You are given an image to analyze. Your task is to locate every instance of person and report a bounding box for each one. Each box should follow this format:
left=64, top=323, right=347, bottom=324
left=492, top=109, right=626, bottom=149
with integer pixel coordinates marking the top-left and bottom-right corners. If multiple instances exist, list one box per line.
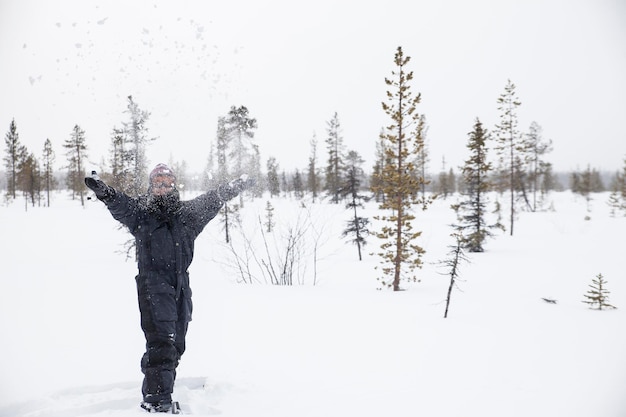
left=85, top=163, right=253, bottom=413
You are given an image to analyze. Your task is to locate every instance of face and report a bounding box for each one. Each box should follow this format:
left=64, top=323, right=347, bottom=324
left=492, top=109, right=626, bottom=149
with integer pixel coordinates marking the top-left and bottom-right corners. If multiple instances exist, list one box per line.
left=150, top=174, right=176, bottom=196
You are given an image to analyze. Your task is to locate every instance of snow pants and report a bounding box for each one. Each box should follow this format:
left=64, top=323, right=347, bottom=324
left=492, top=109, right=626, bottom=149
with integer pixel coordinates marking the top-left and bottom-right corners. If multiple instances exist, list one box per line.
left=136, top=274, right=192, bottom=404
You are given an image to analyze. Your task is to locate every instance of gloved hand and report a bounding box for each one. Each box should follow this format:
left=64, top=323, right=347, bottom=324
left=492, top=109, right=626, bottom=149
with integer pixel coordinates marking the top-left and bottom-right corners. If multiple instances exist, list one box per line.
left=84, top=171, right=114, bottom=201
left=217, top=174, right=256, bottom=201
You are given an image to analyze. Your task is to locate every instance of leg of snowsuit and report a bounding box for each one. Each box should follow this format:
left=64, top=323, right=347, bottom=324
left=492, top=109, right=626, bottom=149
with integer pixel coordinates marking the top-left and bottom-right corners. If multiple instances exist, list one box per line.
left=137, top=280, right=189, bottom=404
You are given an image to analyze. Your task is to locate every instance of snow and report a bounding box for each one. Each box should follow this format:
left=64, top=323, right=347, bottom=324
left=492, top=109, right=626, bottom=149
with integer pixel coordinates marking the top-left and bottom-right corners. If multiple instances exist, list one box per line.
left=1, top=191, right=625, bottom=416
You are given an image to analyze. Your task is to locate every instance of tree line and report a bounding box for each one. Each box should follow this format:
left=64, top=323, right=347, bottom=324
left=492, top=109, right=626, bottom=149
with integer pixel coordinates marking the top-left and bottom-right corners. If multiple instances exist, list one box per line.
left=3, top=46, right=626, bottom=292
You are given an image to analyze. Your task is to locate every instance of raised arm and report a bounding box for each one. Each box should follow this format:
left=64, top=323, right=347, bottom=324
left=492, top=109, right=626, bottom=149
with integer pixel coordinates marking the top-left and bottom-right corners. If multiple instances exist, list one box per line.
left=183, top=175, right=256, bottom=236
left=85, top=171, right=142, bottom=232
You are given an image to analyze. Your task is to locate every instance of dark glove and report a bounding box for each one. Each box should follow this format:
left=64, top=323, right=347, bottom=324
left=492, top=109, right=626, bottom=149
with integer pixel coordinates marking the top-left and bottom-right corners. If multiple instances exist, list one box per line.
left=84, top=171, right=114, bottom=201
left=217, top=175, right=256, bottom=201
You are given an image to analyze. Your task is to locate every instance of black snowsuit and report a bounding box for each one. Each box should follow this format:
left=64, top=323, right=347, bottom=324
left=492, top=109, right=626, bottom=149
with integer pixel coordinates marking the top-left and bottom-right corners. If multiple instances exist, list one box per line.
left=102, top=188, right=224, bottom=404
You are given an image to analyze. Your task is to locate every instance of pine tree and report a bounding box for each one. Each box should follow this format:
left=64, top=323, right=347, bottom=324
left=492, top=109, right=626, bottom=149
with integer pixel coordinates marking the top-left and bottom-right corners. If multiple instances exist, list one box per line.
left=307, top=134, right=320, bottom=201
left=292, top=169, right=304, bottom=199
left=18, top=151, right=41, bottom=209
left=442, top=233, right=469, bottom=318
left=122, top=96, right=155, bottom=197
left=324, top=112, right=345, bottom=203
left=372, top=46, right=431, bottom=291
left=4, top=119, right=27, bottom=200
left=414, top=114, right=430, bottom=204
left=64, top=124, right=88, bottom=206
left=264, top=200, right=275, bottom=232
left=266, top=157, right=280, bottom=197
left=42, top=138, right=56, bottom=207
left=582, top=273, right=616, bottom=310
left=340, top=150, right=369, bottom=261
left=370, top=128, right=387, bottom=203
left=225, top=105, right=257, bottom=206
left=108, top=126, right=133, bottom=192
left=453, top=118, right=499, bottom=252
left=494, top=79, right=524, bottom=235
left=525, top=121, right=553, bottom=211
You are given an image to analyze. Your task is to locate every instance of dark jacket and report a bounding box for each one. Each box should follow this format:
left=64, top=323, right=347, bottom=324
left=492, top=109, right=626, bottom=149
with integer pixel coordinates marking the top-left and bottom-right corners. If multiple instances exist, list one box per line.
left=103, top=189, right=224, bottom=322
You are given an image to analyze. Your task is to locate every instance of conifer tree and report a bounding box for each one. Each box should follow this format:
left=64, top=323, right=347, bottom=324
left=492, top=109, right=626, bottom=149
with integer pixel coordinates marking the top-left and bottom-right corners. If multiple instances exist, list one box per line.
left=414, top=114, right=430, bottom=204
left=340, top=150, right=369, bottom=261
left=225, top=105, right=257, bottom=205
left=442, top=233, right=468, bottom=318
left=108, top=126, right=133, bottom=192
left=494, top=79, right=524, bottom=235
left=122, top=96, right=155, bottom=197
left=324, top=112, right=345, bottom=203
left=307, top=134, right=321, bottom=201
left=582, top=273, right=616, bottom=310
left=42, top=138, right=56, bottom=207
left=4, top=119, right=27, bottom=200
left=372, top=46, right=431, bottom=291
left=64, top=124, right=88, bottom=206
left=370, top=128, right=387, bottom=203
left=17, top=151, right=41, bottom=209
left=264, top=200, right=275, bottom=232
left=453, top=118, right=500, bottom=252
left=292, top=169, right=304, bottom=199
left=215, top=117, right=230, bottom=185
left=525, top=121, right=553, bottom=211
left=266, top=157, right=280, bottom=197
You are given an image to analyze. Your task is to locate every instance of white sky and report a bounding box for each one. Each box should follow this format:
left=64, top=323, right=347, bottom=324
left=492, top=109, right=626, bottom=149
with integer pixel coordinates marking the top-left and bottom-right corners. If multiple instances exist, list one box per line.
left=1, top=0, right=625, bottom=175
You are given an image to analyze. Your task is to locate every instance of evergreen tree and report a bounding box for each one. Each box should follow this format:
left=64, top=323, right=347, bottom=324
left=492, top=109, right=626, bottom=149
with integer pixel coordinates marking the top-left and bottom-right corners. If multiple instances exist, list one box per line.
left=215, top=117, right=230, bottom=184
left=442, top=233, right=468, bottom=318
left=437, top=156, right=452, bottom=199
left=108, top=126, right=134, bottom=192
left=372, top=46, right=431, bottom=291
left=3, top=119, right=27, bottom=200
left=307, top=134, right=321, bottom=201
left=340, top=150, right=369, bottom=261
left=225, top=105, right=257, bottom=176
left=414, top=114, right=430, bottom=203
left=582, top=273, right=616, bottom=310
left=122, top=96, right=155, bottom=197
left=494, top=79, right=524, bottom=235
left=525, top=121, right=553, bottom=211
left=225, top=105, right=257, bottom=205
left=64, top=124, right=88, bottom=206
left=370, top=128, right=387, bottom=203
left=324, top=112, right=345, bottom=203
left=266, top=157, right=280, bottom=197
left=453, top=118, right=500, bottom=252
left=41, top=138, right=56, bottom=207
left=292, top=169, right=304, bottom=199
left=18, top=151, right=41, bottom=209
left=264, top=200, right=275, bottom=232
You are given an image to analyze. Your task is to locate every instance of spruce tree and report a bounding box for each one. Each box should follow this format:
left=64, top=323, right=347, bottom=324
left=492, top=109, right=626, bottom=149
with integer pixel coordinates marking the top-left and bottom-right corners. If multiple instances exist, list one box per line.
left=370, top=128, right=387, bottom=203
left=225, top=105, right=257, bottom=206
left=324, top=112, right=345, bottom=203
left=4, top=119, right=27, bottom=200
left=525, top=122, right=553, bottom=211
left=453, top=118, right=500, bottom=252
left=42, top=138, right=56, bottom=207
left=340, top=150, right=369, bottom=261
left=494, top=79, right=524, bottom=235
left=122, top=96, right=155, bottom=197
left=64, top=124, right=88, bottom=206
left=307, top=134, right=320, bottom=201
left=266, top=157, right=280, bottom=197
left=582, top=273, right=616, bottom=310
left=372, top=46, right=431, bottom=291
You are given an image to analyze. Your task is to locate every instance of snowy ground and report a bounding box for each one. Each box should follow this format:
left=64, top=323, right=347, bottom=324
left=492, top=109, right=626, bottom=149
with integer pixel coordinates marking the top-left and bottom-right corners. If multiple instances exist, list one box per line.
left=1, top=190, right=625, bottom=417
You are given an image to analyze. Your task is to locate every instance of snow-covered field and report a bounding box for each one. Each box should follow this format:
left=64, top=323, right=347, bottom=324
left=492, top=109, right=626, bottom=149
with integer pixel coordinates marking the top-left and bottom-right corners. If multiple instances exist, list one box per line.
left=1, top=190, right=625, bottom=417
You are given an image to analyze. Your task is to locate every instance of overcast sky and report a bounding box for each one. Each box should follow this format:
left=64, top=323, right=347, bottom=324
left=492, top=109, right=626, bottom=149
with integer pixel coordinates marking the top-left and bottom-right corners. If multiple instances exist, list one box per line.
left=1, top=0, right=625, bottom=177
